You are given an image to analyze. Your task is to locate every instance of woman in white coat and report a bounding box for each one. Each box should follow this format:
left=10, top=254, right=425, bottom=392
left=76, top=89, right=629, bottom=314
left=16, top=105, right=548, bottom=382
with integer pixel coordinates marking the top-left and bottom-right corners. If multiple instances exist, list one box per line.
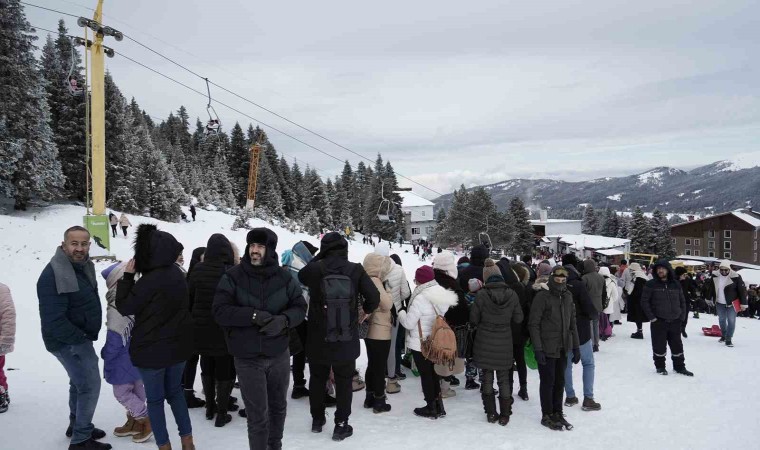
left=395, top=265, right=457, bottom=420
left=600, top=267, right=621, bottom=331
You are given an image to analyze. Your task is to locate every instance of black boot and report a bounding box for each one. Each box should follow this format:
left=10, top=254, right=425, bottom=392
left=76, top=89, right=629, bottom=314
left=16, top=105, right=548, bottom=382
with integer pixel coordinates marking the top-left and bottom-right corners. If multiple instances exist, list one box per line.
left=552, top=412, right=573, bottom=430
left=311, top=417, right=326, bottom=433
left=372, top=395, right=392, bottom=414
left=413, top=401, right=438, bottom=420
left=482, top=394, right=497, bottom=423
left=184, top=389, right=206, bottom=408
left=332, top=421, right=353, bottom=441
left=363, top=391, right=374, bottom=409
left=435, top=397, right=446, bottom=418
left=465, top=378, right=480, bottom=390
left=215, top=380, right=233, bottom=427
left=68, top=439, right=113, bottom=450
left=631, top=330, right=644, bottom=339
left=541, top=414, right=563, bottom=431
left=498, top=397, right=512, bottom=426
left=517, top=385, right=529, bottom=401
left=201, top=375, right=216, bottom=420
left=291, top=383, right=309, bottom=399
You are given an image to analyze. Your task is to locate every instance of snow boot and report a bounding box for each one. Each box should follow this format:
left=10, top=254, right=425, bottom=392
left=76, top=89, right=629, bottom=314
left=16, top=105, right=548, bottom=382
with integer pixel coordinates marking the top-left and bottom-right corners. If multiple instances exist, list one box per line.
left=394, top=370, right=407, bottom=381
left=352, top=374, right=366, bottom=392
left=131, top=417, right=153, bottom=443
left=719, top=337, right=726, bottom=343
left=498, top=397, right=512, bottom=426
left=440, top=379, right=455, bottom=398
left=681, top=329, right=688, bottom=338
left=183, top=389, right=205, bottom=408
left=181, top=434, right=195, bottom=450
left=564, top=396, right=579, bottom=407
left=158, top=443, right=171, bottom=450
left=363, top=391, right=374, bottom=409
left=657, top=367, right=668, bottom=375
left=582, top=397, right=601, bottom=411
left=631, top=330, right=644, bottom=339
left=482, top=393, right=497, bottom=423
left=675, top=368, right=694, bottom=377
left=238, top=409, right=247, bottom=418
left=201, top=375, right=216, bottom=420
left=541, top=414, right=563, bottom=431
left=67, top=426, right=106, bottom=440
left=592, top=344, right=599, bottom=352
left=372, top=395, right=392, bottom=414
left=332, top=421, right=354, bottom=441
left=113, top=413, right=137, bottom=437
left=214, top=380, right=234, bottom=427
left=435, top=397, right=446, bottom=418
left=445, top=375, right=460, bottom=386
left=386, top=377, right=401, bottom=394
left=413, top=401, right=438, bottom=420
left=68, top=439, right=113, bottom=450
left=517, top=385, right=529, bottom=401
left=465, top=378, right=480, bottom=390
left=551, top=412, right=573, bottom=430
left=726, top=339, right=734, bottom=347
left=291, top=384, right=309, bottom=399
left=311, top=417, right=326, bottom=433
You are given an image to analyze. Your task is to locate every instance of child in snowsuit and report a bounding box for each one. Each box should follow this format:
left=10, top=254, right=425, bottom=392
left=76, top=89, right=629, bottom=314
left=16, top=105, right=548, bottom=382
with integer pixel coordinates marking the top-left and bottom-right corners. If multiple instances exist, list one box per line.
left=101, top=262, right=152, bottom=443
left=0, top=282, right=16, bottom=413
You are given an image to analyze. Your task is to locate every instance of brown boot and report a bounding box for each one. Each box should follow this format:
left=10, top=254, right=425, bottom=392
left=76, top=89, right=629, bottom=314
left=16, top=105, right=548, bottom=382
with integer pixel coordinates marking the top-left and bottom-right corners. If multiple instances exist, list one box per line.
left=181, top=434, right=195, bottom=450
left=158, top=443, right=172, bottom=450
left=132, top=417, right=154, bottom=443
left=113, top=412, right=137, bottom=437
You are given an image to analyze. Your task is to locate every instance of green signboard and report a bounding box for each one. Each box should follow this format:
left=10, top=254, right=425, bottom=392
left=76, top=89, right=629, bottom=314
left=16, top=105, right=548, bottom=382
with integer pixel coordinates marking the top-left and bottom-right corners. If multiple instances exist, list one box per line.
left=83, top=214, right=111, bottom=255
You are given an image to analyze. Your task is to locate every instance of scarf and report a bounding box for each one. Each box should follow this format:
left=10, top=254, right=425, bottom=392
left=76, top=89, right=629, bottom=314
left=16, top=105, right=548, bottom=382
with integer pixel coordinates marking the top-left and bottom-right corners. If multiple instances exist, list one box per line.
left=106, top=287, right=135, bottom=346
left=408, top=280, right=437, bottom=310
left=50, top=246, right=97, bottom=294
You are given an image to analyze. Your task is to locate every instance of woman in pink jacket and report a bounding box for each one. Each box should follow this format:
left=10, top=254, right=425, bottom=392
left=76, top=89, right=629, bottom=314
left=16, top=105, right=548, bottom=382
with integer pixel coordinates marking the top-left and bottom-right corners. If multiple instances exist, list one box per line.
left=0, top=282, right=16, bottom=413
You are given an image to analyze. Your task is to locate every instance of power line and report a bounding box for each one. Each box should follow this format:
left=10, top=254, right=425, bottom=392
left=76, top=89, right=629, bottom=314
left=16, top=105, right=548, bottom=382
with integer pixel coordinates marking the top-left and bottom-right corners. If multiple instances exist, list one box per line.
left=19, top=1, right=79, bottom=18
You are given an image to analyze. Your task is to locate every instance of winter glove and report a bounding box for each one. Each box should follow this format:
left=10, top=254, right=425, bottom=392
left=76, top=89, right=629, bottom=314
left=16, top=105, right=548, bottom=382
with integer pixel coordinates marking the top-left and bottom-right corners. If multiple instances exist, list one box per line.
left=260, top=315, right=288, bottom=337
left=535, top=350, right=547, bottom=366
left=252, top=310, right=273, bottom=327
left=572, top=348, right=581, bottom=364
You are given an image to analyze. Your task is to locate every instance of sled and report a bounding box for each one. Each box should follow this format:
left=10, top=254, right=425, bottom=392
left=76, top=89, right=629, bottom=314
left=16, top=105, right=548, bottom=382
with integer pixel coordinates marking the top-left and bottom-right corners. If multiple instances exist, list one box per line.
left=701, top=325, right=722, bottom=337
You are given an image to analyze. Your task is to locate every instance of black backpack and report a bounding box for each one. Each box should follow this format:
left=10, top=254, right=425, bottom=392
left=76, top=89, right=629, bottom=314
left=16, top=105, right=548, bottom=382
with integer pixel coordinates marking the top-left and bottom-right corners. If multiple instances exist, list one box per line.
left=319, top=261, right=356, bottom=343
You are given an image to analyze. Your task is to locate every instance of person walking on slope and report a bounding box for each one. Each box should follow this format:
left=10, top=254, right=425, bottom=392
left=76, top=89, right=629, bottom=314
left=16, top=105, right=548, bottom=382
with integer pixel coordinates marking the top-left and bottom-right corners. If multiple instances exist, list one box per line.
left=0, top=282, right=16, bottom=414
left=189, top=204, right=196, bottom=222
left=396, top=265, right=458, bottom=420
left=640, top=261, right=694, bottom=376
left=213, top=228, right=307, bottom=449
left=432, top=252, right=467, bottom=398
left=626, top=263, right=650, bottom=339
left=109, top=213, right=118, bottom=238
left=119, top=213, right=132, bottom=238
left=470, top=259, right=524, bottom=426
left=298, top=232, right=380, bottom=441
left=37, top=226, right=112, bottom=450
left=529, top=266, right=580, bottom=431
left=115, top=225, right=195, bottom=450
left=705, top=260, right=748, bottom=347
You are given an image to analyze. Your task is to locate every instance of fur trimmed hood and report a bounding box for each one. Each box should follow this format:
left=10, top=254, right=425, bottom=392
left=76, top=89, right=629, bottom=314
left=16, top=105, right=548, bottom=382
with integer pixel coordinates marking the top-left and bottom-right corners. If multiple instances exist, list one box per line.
left=133, top=224, right=184, bottom=273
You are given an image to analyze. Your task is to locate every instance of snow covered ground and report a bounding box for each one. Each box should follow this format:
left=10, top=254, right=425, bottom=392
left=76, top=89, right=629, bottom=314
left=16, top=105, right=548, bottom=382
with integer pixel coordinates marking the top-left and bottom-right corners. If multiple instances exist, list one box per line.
left=1, top=204, right=759, bottom=449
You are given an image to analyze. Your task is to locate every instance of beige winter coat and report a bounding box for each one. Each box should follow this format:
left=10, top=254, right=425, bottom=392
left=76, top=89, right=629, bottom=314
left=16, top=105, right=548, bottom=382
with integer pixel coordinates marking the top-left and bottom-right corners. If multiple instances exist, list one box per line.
left=118, top=214, right=132, bottom=227
left=0, top=283, right=16, bottom=355
left=363, top=254, right=394, bottom=340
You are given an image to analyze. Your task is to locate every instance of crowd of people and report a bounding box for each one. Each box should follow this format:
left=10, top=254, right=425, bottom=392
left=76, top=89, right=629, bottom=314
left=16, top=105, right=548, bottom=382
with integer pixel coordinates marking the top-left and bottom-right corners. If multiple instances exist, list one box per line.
left=0, top=225, right=751, bottom=449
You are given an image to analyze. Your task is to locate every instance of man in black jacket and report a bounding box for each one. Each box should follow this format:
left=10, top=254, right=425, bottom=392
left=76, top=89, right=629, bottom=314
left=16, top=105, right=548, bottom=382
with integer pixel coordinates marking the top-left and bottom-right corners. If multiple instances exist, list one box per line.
left=213, top=228, right=307, bottom=450
left=298, top=232, right=380, bottom=441
left=641, top=260, right=693, bottom=376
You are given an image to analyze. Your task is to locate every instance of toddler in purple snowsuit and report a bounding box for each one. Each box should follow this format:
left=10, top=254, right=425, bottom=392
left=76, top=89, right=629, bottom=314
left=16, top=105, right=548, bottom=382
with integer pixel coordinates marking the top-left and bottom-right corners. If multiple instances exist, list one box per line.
left=101, top=263, right=148, bottom=421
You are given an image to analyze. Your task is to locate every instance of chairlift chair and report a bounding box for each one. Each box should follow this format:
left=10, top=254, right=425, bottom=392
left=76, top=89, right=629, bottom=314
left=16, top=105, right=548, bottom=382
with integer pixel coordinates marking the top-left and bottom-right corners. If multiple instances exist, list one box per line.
left=64, top=37, right=84, bottom=96
left=376, top=183, right=396, bottom=223
left=203, top=78, right=222, bottom=138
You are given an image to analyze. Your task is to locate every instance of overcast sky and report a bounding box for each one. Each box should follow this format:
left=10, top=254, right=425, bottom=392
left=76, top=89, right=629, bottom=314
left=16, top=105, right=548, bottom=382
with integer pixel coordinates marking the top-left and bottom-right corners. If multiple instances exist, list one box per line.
left=25, top=0, right=760, bottom=198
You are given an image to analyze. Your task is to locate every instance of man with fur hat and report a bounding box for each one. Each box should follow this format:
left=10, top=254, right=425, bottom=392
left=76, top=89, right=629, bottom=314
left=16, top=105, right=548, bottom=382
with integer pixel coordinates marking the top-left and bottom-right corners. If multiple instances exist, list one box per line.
left=641, top=260, right=693, bottom=376
left=705, top=260, right=748, bottom=347
left=298, top=232, right=380, bottom=441
left=213, top=228, right=307, bottom=449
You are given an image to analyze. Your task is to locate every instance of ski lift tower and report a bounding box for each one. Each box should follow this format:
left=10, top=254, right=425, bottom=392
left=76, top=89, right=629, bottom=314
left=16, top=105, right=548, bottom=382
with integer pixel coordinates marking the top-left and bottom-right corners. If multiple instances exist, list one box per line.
left=246, top=143, right=263, bottom=209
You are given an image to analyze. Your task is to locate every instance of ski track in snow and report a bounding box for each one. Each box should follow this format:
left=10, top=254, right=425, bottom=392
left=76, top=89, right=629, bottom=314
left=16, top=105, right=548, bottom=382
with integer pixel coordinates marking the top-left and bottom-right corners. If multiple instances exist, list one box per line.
left=1, top=205, right=759, bottom=449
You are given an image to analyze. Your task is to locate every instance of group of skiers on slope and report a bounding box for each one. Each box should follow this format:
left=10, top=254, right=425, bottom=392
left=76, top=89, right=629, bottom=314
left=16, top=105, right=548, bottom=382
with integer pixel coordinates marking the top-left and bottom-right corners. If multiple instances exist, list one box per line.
left=5, top=224, right=748, bottom=449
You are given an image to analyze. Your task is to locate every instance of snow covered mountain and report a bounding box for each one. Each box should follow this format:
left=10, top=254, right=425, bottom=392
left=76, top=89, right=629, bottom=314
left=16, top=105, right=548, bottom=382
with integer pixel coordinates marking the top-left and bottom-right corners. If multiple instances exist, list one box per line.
left=434, top=156, right=760, bottom=215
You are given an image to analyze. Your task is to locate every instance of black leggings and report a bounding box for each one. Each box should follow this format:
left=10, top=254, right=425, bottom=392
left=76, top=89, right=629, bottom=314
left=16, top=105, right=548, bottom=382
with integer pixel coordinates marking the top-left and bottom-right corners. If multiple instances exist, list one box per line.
left=182, top=353, right=200, bottom=390
left=364, top=338, right=391, bottom=397
left=121, top=226, right=128, bottom=236
left=110, top=224, right=117, bottom=237
left=537, top=353, right=567, bottom=416
left=200, top=355, right=236, bottom=381
left=412, top=350, right=440, bottom=403
left=510, top=329, right=527, bottom=390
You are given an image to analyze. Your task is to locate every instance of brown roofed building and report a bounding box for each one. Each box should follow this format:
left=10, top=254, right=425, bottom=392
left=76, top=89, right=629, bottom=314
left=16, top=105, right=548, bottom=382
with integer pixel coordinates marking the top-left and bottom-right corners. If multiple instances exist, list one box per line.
left=670, top=208, right=760, bottom=265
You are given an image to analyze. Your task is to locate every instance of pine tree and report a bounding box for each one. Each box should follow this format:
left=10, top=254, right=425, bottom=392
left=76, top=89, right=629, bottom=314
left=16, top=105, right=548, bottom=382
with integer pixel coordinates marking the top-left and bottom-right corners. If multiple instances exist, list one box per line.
left=305, top=168, right=332, bottom=229
left=437, top=185, right=471, bottom=247
left=132, top=123, right=183, bottom=221
left=600, top=207, right=619, bottom=237
left=278, top=156, right=297, bottom=218
left=290, top=161, right=305, bottom=217
left=582, top=205, right=599, bottom=234
left=227, top=122, right=248, bottom=206
left=353, top=161, right=370, bottom=231
left=231, top=207, right=254, bottom=230
left=0, top=2, right=65, bottom=209
left=507, top=197, right=535, bottom=257
left=617, top=215, right=630, bottom=239
left=0, top=119, right=22, bottom=197
left=629, top=207, right=655, bottom=253
left=651, top=209, right=675, bottom=258
left=253, top=151, right=284, bottom=219
left=302, top=209, right=321, bottom=235
left=104, top=72, right=136, bottom=205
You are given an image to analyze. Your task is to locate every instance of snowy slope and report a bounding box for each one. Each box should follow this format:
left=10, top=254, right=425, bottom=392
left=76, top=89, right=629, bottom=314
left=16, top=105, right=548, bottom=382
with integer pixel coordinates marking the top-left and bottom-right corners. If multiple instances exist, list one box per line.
left=2, top=205, right=760, bottom=449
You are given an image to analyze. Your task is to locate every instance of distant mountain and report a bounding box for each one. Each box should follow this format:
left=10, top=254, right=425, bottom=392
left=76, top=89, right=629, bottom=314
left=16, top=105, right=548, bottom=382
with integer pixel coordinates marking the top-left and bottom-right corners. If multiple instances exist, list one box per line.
left=433, top=156, right=760, bottom=216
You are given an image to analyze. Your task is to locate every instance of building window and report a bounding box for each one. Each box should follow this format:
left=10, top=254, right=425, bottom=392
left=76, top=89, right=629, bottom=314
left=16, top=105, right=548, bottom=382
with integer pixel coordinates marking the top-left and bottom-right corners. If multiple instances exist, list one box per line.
left=708, top=251, right=715, bottom=257
left=411, top=227, right=420, bottom=235
left=708, top=241, right=715, bottom=249
left=755, top=241, right=758, bottom=251
left=755, top=253, right=758, bottom=262
left=685, top=249, right=691, bottom=255
left=724, top=252, right=731, bottom=259
left=421, top=211, right=426, bottom=217
left=694, top=239, right=700, bottom=246
left=685, top=238, right=692, bottom=246
left=693, top=250, right=700, bottom=256
left=724, top=241, right=731, bottom=250
left=724, top=230, right=731, bottom=239
left=708, top=230, right=715, bottom=238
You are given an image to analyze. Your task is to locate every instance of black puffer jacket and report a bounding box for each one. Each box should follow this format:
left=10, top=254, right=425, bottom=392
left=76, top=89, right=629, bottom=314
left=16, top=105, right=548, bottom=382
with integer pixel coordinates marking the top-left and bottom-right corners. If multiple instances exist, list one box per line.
left=116, top=224, right=194, bottom=369
left=641, top=260, right=687, bottom=322
left=470, top=281, right=524, bottom=370
left=498, top=259, right=530, bottom=338
left=528, top=276, right=580, bottom=358
left=457, top=245, right=488, bottom=292
left=298, top=232, right=380, bottom=364
left=435, top=270, right=469, bottom=327
left=188, top=234, right=234, bottom=357
left=213, top=228, right=307, bottom=359
left=564, top=264, right=595, bottom=345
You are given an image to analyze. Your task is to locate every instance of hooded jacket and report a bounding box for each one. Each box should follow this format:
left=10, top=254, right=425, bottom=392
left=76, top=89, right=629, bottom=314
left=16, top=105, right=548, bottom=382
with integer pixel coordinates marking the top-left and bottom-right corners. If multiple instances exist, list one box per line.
left=298, top=232, right=380, bottom=363
left=188, top=234, right=235, bottom=356
left=363, top=253, right=394, bottom=340
left=469, top=280, right=524, bottom=370
left=457, top=245, right=489, bottom=292
left=599, top=267, right=620, bottom=316
left=641, top=260, right=687, bottom=322
left=497, top=259, right=531, bottom=337
left=705, top=270, right=748, bottom=306
left=626, top=263, right=650, bottom=324
left=528, top=276, right=579, bottom=358
left=581, top=259, right=605, bottom=313
left=563, top=264, right=595, bottom=345
left=115, top=224, right=194, bottom=369
left=213, top=228, right=307, bottom=359
left=398, top=281, right=458, bottom=352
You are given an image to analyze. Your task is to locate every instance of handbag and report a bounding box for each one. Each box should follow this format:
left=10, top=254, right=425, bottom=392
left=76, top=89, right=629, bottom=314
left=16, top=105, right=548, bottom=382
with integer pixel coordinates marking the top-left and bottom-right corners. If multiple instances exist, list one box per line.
left=524, top=340, right=538, bottom=370
left=453, top=324, right=474, bottom=359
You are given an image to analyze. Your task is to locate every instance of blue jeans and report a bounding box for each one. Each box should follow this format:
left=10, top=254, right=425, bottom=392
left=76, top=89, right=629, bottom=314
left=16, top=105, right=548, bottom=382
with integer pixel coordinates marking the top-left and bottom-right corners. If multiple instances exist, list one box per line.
left=51, top=341, right=102, bottom=445
left=717, top=304, right=737, bottom=339
left=565, top=340, right=595, bottom=399
left=138, top=362, right=192, bottom=447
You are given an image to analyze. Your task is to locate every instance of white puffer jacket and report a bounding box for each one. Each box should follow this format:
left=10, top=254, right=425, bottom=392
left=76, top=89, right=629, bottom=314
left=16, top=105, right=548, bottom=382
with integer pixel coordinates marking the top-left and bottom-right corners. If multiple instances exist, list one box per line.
left=0, top=282, right=16, bottom=355
left=600, top=267, right=619, bottom=315
left=386, top=262, right=411, bottom=308
left=398, top=281, right=458, bottom=352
